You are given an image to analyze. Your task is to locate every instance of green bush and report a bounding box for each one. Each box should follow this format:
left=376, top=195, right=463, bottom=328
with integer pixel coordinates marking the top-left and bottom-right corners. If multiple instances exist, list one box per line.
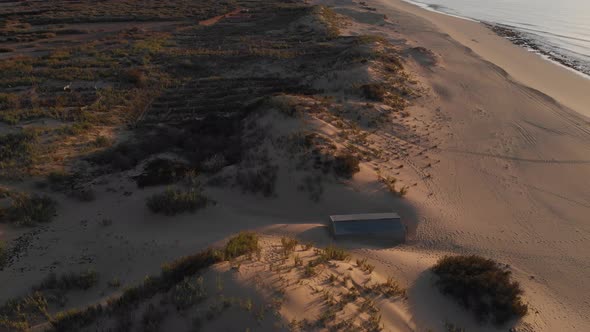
left=224, top=232, right=260, bottom=260
left=3, top=193, right=57, bottom=226
left=146, top=188, right=207, bottom=215
left=432, top=255, right=528, bottom=325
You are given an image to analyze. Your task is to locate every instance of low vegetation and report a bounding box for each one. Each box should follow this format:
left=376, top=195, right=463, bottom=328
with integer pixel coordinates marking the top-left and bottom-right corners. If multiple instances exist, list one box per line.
left=0, top=192, right=57, bottom=226
left=361, top=83, right=388, bottom=102
left=432, top=255, right=528, bottom=325
left=33, top=270, right=99, bottom=292
left=236, top=164, right=279, bottom=197
left=43, top=232, right=260, bottom=331
left=332, top=153, right=360, bottom=179
left=379, top=175, right=409, bottom=197
left=134, top=158, right=194, bottom=188
left=280, top=237, right=299, bottom=257
left=169, top=276, right=207, bottom=310
left=146, top=188, right=208, bottom=216
left=0, top=131, right=37, bottom=177
left=312, top=245, right=350, bottom=266
left=224, top=232, right=260, bottom=260
left=0, top=240, right=7, bottom=269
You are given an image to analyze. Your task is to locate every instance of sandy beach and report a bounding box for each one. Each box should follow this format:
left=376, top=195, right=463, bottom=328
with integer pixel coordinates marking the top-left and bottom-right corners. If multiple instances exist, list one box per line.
left=389, top=0, right=590, bottom=118
left=1, top=0, right=589, bottom=331
left=352, top=0, right=590, bottom=330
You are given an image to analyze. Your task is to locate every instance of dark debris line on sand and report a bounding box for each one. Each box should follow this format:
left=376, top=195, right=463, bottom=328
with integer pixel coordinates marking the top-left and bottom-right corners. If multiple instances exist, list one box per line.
left=485, top=23, right=590, bottom=76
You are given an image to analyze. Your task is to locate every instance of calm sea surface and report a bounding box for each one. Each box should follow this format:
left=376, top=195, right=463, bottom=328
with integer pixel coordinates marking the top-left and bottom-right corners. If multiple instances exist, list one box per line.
left=403, top=0, right=590, bottom=76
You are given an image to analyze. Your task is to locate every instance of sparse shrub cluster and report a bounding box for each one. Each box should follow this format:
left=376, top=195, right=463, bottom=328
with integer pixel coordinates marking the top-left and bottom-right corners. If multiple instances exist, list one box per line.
left=432, top=255, right=528, bottom=325
left=170, top=276, right=206, bottom=310
left=134, top=158, right=194, bottom=188
left=1, top=192, right=57, bottom=226
left=141, top=304, right=166, bottom=332
left=298, top=174, right=324, bottom=202
left=315, top=245, right=350, bottom=264
left=33, top=270, right=99, bottom=292
left=0, top=131, right=36, bottom=176
left=313, top=6, right=342, bottom=39
left=90, top=115, right=243, bottom=173
left=332, top=153, right=360, bottom=179
left=46, top=232, right=259, bottom=330
left=369, top=277, right=406, bottom=298
left=0, top=240, right=7, bottom=269
left=0, top=292, right=50, bottom=330
left=146, top=188, right=208, bottom=215
left=356, top=258, right=375, bottom=273
left=224, top=232, right=260, bottom=260
left=280, top=237, right=299, bottom=257
left=361, top=83, right=387, bottom=102
left=379, top=175, right=409, bottom=197
left=236, top=164, right=278, bottom=197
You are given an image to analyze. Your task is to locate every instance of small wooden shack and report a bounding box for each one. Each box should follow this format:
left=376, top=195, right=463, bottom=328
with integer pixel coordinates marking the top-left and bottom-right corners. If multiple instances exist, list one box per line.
left=329, top=212, right=406, bottom=242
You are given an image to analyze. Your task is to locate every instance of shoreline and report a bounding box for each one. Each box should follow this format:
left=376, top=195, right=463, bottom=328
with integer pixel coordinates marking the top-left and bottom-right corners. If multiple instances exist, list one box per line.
left=401, top=0, right=590, bottom=79
left=387, top=0, right=590, bottom=118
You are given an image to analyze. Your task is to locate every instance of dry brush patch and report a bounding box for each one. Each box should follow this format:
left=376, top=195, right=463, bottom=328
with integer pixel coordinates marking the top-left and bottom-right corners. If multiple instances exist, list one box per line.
left=432, top=255, right=528, bottom=325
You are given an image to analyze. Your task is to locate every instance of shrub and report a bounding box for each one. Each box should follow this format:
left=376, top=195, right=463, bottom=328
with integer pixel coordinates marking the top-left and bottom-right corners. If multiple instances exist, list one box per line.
left=141, top=304, right=165, bottom=332
left=332, top=153, right=360, bottom=178
left=317, top=246, right=350, bottom=263
left=0, top=292, right=50, bottom=329
left=0, top=131, right=36, bottom=175
left=134, top=159, right=194, bottom=188
left=371, top=277, right=405, bottom=298
left=122, top=68, right=147, bottom=87
left=432, top=255, right=528, bottom=325
left=170, top=276, right=206, bottom=310
left=280, top=237, right=298, bottom=256
left=361, top=83, right=387, bottom=101
left=304, top=263, right=316, bottom=278
left=33, top=270, right=99, bottom=291
left=200, top=153, right=227, bottom=173
left=236, top=164, right=278, bottom=197
left=379, top=175, right=409, bottom=197
left=3, top=193, right=57, bottom=226
left=47, top=171, right=77, bottom=191
left=50, top=305, right=103, bottom=332
left=146, top=188, right=207, bottom=216
left=93, top=136, right=111, bottom=148
left=224, top=232, right=260, bottom=260
left=108, top=278, right=121, bottom=288
left=0, top=240, right=7, bottom=269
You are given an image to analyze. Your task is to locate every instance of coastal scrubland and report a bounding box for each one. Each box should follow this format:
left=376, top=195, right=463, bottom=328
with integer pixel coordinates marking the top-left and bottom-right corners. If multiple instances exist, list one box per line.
left=3, top=0, right=586, bottom=331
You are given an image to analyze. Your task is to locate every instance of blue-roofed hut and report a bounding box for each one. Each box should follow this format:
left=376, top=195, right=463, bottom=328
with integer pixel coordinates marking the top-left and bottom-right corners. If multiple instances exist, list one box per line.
left=329, top=213, right=406, bottom=242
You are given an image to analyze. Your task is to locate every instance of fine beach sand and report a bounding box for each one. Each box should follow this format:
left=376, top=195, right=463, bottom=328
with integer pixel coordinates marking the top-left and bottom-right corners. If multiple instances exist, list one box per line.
left=1, top=0, right=589, bottom=331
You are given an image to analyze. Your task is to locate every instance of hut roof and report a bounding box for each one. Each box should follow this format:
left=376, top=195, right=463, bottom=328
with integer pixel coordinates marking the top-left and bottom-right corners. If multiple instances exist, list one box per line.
left=329, top=212, right=401, bottom=222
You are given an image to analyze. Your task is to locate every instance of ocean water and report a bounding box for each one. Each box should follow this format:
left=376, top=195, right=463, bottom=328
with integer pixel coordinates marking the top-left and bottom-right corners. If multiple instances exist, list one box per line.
left=404, top=0, right=590, bottom=76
